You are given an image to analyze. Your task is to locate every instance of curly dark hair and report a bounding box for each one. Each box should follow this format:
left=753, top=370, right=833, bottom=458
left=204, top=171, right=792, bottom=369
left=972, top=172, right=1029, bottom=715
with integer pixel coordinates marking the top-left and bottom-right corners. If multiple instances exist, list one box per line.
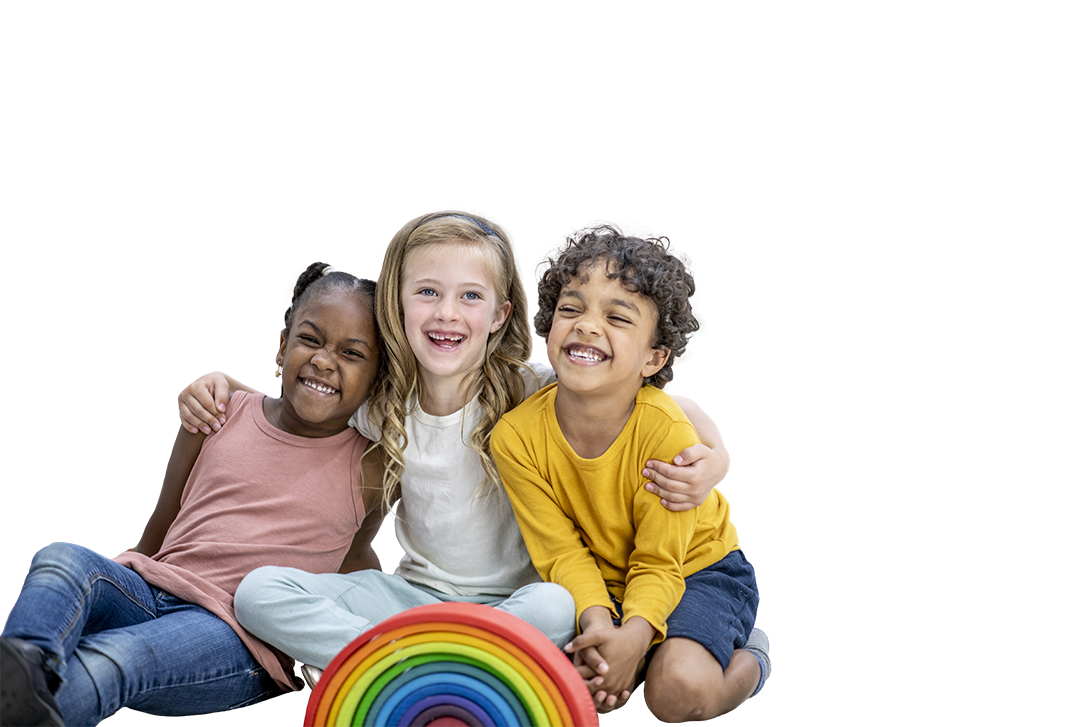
left=535, top=225, right=699, bottom=388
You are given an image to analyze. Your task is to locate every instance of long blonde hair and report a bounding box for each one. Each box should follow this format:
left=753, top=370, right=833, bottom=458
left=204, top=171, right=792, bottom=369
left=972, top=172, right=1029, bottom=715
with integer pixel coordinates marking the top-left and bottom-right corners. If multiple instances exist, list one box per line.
left=370, top=211, right=532, bottom=507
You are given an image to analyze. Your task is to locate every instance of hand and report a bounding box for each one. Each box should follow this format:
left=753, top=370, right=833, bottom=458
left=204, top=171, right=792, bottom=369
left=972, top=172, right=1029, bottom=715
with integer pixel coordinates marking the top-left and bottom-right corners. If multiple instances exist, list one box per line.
left=643, top=442, right=729, bottom=511
left=565, top=616, right=650, bottom=712
left=179, top=372, right=231, bottom=434
left=569, top=649, right=632, bottom=712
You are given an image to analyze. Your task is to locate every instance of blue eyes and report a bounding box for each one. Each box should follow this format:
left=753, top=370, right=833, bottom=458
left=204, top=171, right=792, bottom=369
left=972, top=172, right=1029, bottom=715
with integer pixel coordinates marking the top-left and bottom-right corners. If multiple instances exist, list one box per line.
left=417, top=289, right=483, bottom=301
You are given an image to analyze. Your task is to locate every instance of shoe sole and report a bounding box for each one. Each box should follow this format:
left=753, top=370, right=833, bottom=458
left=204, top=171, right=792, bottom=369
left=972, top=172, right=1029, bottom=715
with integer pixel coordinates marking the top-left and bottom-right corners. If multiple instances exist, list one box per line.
left=0, top=639, right=65, bottom=727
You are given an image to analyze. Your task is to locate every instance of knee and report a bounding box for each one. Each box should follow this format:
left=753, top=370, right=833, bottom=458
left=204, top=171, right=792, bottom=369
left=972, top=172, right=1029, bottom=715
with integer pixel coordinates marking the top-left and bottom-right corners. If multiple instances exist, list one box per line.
left=503, top=584, right=579, bottom=645
left=644, top=658, right=719, bottom=723
left=31, top=542, right=87, bottom=570
left=28, top=543, right=99, bottom=581
left=234, top=566, right=296, bottom=625
left=512, top=582, right=576, bottom=647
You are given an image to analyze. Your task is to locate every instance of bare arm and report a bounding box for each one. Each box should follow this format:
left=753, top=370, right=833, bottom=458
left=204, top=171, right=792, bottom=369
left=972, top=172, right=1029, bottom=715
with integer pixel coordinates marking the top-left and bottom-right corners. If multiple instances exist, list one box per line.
left=179, top=372, right=260, bottom=434
left=133, top=426, right=206, bottom=555
left=338, top=446, right=391, bottom=574
left=643, top=395, right=730, bottom=511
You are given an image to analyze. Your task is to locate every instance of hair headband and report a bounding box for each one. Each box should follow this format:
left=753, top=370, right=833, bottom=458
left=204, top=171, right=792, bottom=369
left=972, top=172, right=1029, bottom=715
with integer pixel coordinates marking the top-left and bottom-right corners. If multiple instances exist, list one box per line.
left=431, top=213, right=498, bottom=237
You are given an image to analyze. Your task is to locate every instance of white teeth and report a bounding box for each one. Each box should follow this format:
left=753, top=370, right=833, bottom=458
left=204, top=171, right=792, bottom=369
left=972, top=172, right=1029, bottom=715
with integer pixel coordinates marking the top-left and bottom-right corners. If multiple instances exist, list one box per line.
left=567, top=347, right=604, bottom=362
left=303, top=380, right=336, bottom=394
left=429, top=333, right=465, bottom=346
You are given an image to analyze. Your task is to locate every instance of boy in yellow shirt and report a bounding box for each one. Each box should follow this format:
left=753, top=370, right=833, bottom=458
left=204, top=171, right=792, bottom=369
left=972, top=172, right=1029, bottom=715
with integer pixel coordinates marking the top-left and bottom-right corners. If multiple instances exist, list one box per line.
left=491, top=226, right=769, bottom=720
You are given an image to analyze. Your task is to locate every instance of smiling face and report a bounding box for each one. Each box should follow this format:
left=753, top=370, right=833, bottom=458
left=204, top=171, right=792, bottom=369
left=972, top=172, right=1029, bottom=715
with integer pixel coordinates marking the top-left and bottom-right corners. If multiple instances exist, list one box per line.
left=400, top=241, right=512, bottom=404
left=273, top=291, right=381, bottom=437
left=546, top=260, right=668, bottom=400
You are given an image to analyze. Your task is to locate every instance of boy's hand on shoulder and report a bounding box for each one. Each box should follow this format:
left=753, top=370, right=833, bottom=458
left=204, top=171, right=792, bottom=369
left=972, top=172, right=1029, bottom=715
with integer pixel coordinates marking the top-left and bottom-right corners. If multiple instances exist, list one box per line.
left=643, top=441, right=728, bottom=511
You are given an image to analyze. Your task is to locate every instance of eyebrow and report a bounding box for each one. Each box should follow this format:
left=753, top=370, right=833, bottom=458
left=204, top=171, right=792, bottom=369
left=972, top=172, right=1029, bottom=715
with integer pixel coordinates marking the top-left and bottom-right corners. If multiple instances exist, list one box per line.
left=412, top=277, right=489, bottom=291
left=298, top=320, right=373, bottom=351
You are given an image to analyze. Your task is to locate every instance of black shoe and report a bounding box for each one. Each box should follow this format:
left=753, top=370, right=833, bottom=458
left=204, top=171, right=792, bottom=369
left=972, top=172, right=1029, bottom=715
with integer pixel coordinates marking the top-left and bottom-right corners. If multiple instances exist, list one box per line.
left=0, top=637, right=64, bottom=727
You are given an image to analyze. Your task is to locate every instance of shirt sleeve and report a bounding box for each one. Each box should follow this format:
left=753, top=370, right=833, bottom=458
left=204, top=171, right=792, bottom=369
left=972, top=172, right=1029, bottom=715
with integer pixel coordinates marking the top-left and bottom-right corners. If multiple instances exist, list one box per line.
left=491, top=419, right=616, bottom=623
left=622, top=418, right=702, bottom=642
left=521, top=362, right=558, bottom=400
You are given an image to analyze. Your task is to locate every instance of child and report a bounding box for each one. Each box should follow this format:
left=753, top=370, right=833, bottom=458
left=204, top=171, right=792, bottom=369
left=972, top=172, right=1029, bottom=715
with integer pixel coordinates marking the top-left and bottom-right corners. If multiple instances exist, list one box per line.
left=176, top=211, right=730, bottom=679
left=491, top=226, right=770, bottom=721
left=0, top=264, right=384, bottom=726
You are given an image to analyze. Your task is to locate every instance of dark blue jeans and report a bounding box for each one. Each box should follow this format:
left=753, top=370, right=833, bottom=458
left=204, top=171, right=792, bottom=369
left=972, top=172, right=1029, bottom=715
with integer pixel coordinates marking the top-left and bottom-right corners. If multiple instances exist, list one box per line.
left=2, top=543, right=281, bottom=726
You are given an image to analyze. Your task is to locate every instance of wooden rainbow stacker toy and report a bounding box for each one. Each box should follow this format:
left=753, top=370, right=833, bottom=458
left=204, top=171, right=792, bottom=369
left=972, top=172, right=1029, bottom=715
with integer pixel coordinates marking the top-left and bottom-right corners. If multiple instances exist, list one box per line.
left=304, top=601, right=598, bottom=726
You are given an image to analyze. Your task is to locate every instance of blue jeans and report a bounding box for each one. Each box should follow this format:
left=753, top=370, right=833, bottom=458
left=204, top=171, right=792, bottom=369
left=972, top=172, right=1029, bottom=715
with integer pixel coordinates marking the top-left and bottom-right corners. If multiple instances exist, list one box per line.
left=2, top=543, right=281, bottom=726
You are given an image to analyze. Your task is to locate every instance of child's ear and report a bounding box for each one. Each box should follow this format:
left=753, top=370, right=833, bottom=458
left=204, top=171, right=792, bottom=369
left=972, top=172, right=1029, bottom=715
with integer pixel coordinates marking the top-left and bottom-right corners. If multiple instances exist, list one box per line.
left=642, top=346, right=670, bottom=379
left=490, top=300, right=513, bottom=334
left=277, top=330, right=288, bottom=365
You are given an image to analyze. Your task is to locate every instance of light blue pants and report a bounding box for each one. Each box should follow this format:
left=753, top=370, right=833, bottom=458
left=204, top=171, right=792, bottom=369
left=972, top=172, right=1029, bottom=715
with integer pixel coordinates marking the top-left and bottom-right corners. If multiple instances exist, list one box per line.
left=235, top=566, right=576, bottom=669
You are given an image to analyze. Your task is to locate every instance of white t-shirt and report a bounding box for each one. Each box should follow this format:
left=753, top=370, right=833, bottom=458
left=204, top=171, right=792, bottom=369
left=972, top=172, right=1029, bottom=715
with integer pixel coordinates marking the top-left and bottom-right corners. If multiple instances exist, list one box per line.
left=349, top=362, right=556, bottom=596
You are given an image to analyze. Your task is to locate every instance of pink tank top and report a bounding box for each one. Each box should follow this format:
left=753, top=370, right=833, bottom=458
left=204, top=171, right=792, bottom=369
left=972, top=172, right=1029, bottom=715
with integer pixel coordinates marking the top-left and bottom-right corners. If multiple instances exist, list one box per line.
left=114, top=391, right=369, bottom=690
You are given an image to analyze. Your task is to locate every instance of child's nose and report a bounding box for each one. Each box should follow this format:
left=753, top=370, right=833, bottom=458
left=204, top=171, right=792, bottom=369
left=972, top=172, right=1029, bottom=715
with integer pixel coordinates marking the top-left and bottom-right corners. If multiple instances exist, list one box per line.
left=435, top=296, right=459, bottom=321
left=311, top=348, right=335, bottom=369
left=575, top=315, right=602, bottom=336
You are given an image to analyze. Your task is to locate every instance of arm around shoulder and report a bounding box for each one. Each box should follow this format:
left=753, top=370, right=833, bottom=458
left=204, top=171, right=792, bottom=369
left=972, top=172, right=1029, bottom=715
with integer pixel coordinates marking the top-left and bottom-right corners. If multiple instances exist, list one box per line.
left=179, top=371, right=260, bottom=434
left=645, top=394, right=730, bottom=511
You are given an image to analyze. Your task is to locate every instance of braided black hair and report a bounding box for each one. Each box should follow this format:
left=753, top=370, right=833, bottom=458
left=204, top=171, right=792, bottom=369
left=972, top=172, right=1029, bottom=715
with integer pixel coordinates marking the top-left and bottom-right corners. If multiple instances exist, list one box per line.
left=284, top=262, right=377, bottom=332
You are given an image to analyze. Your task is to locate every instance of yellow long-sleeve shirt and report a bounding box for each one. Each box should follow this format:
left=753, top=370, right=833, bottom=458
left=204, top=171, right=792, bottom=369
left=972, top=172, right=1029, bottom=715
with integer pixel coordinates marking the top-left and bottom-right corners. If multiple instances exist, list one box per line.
left=491, top=383, right=738, bottom=643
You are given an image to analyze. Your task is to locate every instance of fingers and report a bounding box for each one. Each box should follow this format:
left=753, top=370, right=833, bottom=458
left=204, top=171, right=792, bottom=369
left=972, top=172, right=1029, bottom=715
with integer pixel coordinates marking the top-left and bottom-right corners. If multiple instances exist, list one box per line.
left=179, top=402, right=213, bottom=435
left=643, top=444, right=720, bottom=512
left=675, top=442, right=714, bottom=467
left=571, top=651, right=600, bottom=681
left=210, top=376, right=230, bottom=412
left=575, top=663, right=600, bottom=680
left=593, top=688, right=631, bottom=713
left=643, top=461, right=701, bottom=509
left=576, top=645, right=608, bottom=677
left=178, top=380, right=228, bottom=435
left=179, top=400, right=222, bottom=435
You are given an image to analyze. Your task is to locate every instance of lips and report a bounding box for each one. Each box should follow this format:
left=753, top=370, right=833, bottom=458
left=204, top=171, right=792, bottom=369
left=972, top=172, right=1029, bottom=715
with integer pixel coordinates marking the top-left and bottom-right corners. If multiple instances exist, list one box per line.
left=563, top=344, right=608, bottom=363
left=301, top=378, right=339, bottom=395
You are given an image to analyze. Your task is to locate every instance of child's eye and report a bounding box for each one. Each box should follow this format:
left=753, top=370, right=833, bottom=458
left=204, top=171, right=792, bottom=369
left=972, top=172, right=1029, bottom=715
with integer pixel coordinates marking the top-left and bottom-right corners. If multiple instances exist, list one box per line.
left=463, top=291, right=482, bottom=301
left=557, top=305, right=580, bottom=316
left=609, top=316, right=632, bottom=325
left=299, top=335, right=320, bottom=345
left=418, top=288, right=437, bottom=297
left=343, top=350, right=366, bottom=360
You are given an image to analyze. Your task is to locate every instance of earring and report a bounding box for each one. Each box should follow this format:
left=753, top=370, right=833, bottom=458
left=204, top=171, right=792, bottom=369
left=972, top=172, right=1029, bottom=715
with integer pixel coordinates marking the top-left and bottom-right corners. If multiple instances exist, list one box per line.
left=275, top=366, right=282, bottom=378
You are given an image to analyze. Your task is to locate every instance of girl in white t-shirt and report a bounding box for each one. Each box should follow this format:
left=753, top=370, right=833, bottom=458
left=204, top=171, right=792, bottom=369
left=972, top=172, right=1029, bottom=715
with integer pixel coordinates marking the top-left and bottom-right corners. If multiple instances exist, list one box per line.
left=176, top=211, right=729, bottom=678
